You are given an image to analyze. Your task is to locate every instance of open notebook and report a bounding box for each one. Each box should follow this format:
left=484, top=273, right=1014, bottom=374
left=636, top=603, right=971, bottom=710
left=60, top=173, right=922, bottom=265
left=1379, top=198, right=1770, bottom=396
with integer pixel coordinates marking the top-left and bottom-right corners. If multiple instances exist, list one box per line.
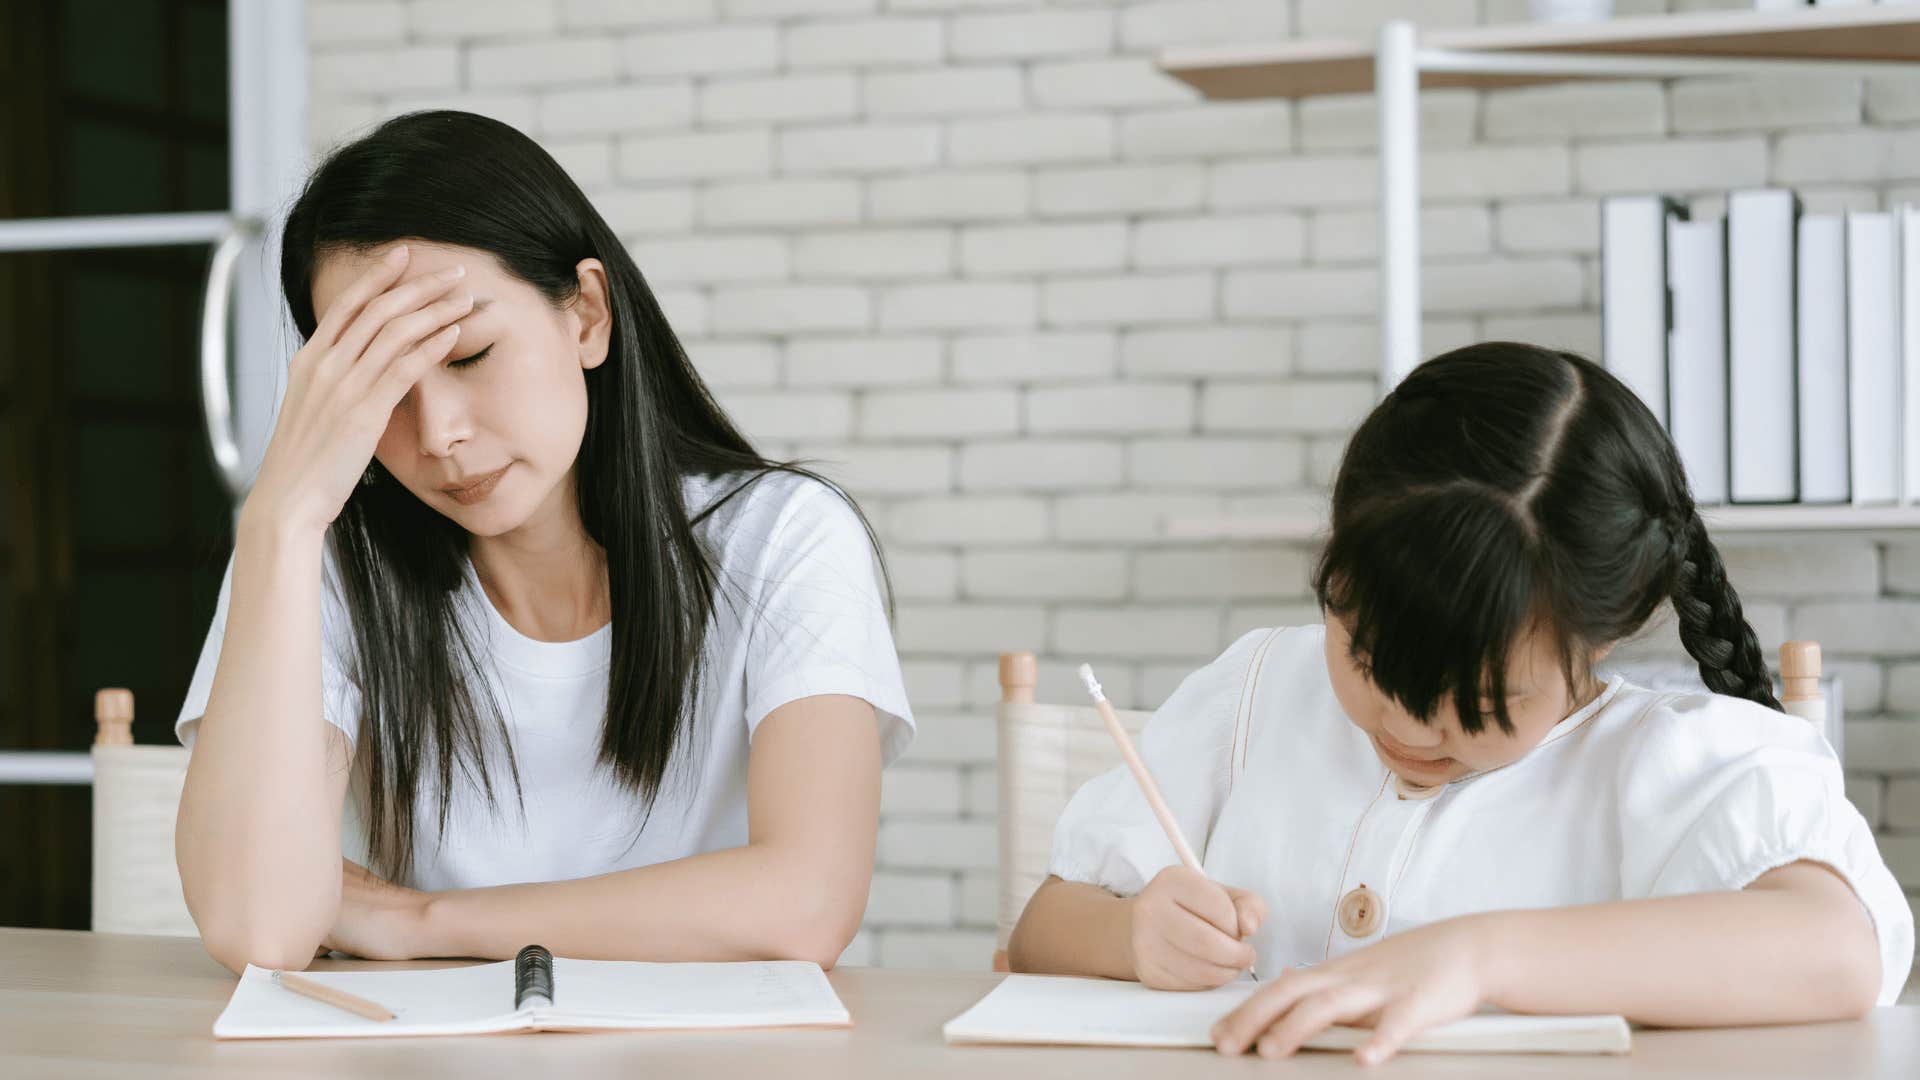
left=944, top=975, right=1631, bottom=1056
left=214, top=958, right=849, bottom=1040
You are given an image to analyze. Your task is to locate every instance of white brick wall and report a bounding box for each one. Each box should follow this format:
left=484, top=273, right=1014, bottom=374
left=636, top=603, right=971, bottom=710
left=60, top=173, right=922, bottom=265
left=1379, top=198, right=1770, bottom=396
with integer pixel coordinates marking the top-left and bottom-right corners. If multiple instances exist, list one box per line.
left=309, top=0, right=1920, bottom=970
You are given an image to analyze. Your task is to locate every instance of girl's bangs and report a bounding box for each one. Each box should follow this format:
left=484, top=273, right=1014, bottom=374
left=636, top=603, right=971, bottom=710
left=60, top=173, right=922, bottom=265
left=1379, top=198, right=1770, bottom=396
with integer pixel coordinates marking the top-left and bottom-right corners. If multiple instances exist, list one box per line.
left=1314, top=486, right=1545, bottom=736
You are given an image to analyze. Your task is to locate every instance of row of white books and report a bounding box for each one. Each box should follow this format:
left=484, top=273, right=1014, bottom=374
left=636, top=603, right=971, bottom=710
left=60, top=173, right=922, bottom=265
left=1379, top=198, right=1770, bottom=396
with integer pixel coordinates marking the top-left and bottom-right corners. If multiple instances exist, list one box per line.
left=1601, top=190, right=1917, bottom=506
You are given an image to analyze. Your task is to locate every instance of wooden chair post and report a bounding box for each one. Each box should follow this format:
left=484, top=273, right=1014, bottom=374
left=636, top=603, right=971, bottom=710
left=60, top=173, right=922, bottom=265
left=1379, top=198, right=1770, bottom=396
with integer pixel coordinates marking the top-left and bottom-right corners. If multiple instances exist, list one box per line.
left=94, top=688, right=133, bottom=746
left=992, top=652, right=1037, bottom=973
left=998, top=652, right=1036, bottom=705
left=1780, top=641, right=1825, bottom=729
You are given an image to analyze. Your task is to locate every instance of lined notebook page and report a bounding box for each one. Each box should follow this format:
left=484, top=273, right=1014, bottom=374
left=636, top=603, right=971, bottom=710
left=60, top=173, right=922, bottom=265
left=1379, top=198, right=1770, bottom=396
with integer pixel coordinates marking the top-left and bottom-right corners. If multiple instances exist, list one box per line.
left=944, top=975, right=1631, bottom=1056
left=214, top=959, right=848, bottom=1039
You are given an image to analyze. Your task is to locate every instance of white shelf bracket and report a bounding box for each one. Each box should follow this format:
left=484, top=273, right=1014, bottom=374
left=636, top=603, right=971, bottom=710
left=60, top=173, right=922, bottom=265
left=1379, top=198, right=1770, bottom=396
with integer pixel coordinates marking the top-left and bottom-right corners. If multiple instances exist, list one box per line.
left=1377, top=20, right=1422, bottom=396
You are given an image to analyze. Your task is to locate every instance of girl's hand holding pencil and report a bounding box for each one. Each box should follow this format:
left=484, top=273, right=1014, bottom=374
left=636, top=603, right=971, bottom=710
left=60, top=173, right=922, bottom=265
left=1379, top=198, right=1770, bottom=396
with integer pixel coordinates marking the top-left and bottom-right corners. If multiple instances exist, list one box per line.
left=1078, top=663, right=1266, bottom=991
left=1128, top=866, right=1265, bottom=990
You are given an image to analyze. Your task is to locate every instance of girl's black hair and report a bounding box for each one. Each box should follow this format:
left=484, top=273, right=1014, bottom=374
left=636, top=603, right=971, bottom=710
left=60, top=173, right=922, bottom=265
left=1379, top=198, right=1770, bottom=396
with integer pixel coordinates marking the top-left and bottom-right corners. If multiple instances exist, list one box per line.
left=280, top=110, right=883, bottom=879
left=1313, top=342, right=1781, bottom=736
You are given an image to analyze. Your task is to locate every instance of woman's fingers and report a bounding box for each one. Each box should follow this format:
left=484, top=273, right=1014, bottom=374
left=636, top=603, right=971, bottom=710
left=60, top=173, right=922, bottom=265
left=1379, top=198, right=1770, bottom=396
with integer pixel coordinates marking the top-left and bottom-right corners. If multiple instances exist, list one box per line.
left=308, top=244, right=410, bottom=352
left=339, top=290, right=473, bottom=399
left=367, top=324, right=461, bottom=416
left=325, top=263, right=467, bottom=378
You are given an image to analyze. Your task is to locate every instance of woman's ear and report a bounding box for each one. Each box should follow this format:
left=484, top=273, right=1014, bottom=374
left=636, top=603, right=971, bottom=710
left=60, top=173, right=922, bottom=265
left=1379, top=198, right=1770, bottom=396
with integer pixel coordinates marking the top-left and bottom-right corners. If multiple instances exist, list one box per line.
left=570, top=258, right=612, bottom=371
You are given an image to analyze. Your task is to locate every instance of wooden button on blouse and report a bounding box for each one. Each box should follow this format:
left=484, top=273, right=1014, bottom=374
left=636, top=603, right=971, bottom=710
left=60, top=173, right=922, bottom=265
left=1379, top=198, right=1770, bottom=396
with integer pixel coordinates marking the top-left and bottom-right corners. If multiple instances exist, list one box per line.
left=1337, top=884, right=1383, bottom=937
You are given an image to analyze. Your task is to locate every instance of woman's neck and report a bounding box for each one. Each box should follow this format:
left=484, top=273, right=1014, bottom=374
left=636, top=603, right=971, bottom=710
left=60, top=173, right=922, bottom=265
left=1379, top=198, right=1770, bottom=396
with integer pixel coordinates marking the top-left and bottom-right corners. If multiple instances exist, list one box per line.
left=467, top=472, right=610, bottom=643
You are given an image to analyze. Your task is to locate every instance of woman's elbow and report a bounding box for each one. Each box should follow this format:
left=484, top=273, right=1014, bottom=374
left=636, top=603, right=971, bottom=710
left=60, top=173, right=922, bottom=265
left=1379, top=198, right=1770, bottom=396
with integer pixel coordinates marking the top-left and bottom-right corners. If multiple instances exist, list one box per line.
left=198, top=922, right=325, bottom=976
left=183, top=877, right=338, bottom=976
left=766, top=880, right=867, bottom=970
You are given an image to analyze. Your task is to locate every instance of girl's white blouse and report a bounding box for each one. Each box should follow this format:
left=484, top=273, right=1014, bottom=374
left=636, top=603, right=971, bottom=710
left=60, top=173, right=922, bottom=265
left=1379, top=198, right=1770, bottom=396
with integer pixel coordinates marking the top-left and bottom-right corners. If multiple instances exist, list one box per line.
left=1049, top=625, right=1915, bottom=1005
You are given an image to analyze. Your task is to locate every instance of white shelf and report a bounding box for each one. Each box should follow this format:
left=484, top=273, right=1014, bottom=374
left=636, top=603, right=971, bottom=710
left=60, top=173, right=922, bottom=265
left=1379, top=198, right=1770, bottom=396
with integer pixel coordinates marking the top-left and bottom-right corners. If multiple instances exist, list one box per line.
left=1159, top=5, right=1920, bottom=99
left=1151, top=7, right=1920, bottom=536
left=1164, top=505, right=1920, bottom=543
left=1699, top=504, right=1920, bottom=534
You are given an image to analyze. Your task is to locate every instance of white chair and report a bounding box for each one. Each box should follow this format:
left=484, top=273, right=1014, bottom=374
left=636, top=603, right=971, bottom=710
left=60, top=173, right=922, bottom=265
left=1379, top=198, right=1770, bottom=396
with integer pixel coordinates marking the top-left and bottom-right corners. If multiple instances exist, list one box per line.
left=991, top=652, right=1151, bottom=972
left=89, top=689, right=196, bottom=936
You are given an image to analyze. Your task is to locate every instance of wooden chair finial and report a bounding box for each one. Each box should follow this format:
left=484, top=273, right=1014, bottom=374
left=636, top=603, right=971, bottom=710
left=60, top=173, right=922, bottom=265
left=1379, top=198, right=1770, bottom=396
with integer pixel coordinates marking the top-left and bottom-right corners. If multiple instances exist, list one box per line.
left=1780, top=641, right=1821, bottom=703
left=998, top=652, right=1037, bottom=705
left=94, top=688, right=134, bottom=747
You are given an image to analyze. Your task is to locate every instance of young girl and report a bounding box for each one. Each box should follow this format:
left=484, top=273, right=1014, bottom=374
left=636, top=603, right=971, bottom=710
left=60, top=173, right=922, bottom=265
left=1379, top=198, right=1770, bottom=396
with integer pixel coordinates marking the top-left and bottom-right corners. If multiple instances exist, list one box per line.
left=1009, top=342, right=1912, bottom=1064
left=173, top=112, right=912, bottom=974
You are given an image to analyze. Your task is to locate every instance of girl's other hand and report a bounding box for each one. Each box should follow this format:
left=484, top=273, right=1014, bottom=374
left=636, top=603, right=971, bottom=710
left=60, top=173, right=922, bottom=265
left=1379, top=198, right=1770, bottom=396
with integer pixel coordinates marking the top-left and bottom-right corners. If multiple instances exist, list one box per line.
left=1209, top=915, right=1492, bottom=1066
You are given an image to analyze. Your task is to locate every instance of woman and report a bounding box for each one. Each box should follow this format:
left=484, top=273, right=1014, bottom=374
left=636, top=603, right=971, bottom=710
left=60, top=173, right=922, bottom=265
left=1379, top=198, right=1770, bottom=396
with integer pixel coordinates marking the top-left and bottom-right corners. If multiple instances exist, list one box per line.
left=174, top=111, right=912, bottom=974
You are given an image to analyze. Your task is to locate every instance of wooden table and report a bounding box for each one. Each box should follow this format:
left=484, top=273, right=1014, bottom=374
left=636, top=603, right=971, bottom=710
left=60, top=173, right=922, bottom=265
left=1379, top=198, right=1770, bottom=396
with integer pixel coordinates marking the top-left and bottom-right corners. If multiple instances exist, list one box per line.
left=5, top=927, right=1919, bottom=1078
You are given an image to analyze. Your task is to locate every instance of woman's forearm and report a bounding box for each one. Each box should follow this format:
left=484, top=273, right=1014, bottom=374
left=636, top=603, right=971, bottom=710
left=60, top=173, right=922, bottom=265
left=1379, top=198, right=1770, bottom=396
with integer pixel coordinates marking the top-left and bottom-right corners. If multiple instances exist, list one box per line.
left=1474, top=862, right=1883, bottom=1025
left=175, top=511, right=346, bottom=972
left=1007, top=876, right=1136, bottom=981
left=421, top=841, right=870, bottom=968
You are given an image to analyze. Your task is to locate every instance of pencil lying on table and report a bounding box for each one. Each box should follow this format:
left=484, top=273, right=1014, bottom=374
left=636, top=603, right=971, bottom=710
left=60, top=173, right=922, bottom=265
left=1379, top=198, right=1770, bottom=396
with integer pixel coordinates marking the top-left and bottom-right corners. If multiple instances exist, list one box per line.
left=1078, top=663, right=1257, bottom=979
left=271, top=970, right=395, bottom=1022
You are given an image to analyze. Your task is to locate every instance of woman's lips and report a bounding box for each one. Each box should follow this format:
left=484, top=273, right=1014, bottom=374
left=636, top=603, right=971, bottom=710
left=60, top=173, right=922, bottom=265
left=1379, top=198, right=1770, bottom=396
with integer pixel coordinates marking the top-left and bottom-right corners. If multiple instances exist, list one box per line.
left=442, top=465, right=508, bottom=505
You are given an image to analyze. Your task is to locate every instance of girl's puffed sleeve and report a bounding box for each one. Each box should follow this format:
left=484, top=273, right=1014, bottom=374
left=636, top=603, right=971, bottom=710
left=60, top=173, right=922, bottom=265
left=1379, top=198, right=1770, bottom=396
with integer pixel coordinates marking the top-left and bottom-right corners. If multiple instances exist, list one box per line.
left=1046, top=628, right=1275, bottom=898
left=1614, top=691, right=1914, bottom=1006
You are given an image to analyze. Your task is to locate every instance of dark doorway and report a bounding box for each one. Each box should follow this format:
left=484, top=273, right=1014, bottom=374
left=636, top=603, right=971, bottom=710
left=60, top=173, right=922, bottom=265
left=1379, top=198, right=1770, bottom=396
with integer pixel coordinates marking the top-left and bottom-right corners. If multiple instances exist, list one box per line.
left=0, top=0, right=233, bottom=929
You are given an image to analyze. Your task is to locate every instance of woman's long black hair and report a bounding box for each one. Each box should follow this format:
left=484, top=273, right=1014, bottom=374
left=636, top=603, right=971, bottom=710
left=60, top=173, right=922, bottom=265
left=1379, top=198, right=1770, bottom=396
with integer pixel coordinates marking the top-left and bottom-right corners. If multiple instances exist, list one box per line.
left=280, top=111, right=882, bottom=879
left=1314, top=342, right=1781, bottom=736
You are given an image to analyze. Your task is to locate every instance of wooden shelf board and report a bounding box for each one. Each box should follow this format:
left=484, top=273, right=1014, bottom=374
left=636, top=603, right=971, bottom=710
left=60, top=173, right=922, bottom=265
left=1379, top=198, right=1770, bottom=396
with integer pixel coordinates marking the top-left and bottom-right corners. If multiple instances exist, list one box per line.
left=1161, top=6, right=1920, bottom=100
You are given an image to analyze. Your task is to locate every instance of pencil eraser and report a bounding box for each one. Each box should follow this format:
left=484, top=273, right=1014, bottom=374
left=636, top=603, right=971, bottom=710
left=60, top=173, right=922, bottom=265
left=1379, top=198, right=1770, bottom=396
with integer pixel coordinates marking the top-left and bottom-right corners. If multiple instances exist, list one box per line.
left=1077, top=664, right=1103, bottom=700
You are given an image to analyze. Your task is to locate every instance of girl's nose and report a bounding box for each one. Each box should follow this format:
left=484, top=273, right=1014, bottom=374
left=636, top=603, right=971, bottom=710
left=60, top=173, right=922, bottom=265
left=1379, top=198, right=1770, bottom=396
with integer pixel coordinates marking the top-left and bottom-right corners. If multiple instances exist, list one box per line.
left=1377, top=705, right=1445, bottom=749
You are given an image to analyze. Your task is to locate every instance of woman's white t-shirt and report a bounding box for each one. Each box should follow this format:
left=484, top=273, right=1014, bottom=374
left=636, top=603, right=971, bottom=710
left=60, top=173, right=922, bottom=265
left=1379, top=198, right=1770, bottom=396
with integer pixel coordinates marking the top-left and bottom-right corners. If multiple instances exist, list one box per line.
left=175, top=470, right=914, bottom=893
left=1049, top=625, right=1915, bottom=1006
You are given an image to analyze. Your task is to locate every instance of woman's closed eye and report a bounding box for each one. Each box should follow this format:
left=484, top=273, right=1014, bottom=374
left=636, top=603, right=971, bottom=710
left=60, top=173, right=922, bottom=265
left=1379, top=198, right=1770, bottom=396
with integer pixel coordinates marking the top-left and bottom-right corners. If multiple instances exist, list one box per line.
left=448, top=344, right=492, bottom=370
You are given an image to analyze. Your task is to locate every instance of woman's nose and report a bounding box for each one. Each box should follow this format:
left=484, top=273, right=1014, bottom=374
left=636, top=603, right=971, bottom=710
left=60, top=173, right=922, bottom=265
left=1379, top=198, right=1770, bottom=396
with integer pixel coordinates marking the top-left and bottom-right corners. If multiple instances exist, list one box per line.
left=412, top=382, right=471, bottom=458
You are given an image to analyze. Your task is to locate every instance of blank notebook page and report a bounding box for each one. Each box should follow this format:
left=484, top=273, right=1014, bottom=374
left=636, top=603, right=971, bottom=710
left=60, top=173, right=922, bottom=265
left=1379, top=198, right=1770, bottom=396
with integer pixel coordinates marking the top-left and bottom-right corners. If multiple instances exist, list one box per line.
left=943, top=975, right=1631, bottom=1055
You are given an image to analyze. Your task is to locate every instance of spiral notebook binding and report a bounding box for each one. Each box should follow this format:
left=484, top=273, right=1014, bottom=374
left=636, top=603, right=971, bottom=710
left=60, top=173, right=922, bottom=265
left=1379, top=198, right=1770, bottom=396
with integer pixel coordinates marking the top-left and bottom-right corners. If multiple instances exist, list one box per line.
left=515, top=945, right=554, bottom=1010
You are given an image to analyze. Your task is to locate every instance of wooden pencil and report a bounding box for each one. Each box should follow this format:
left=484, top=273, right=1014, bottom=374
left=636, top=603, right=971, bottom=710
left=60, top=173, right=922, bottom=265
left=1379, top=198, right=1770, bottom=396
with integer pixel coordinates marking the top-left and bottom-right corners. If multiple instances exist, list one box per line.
left=1079, top=663, right=1259, bottom=979
left=271, top=970, right=396, bottom=1022
left=1076, top=663, right=1204, bottom=872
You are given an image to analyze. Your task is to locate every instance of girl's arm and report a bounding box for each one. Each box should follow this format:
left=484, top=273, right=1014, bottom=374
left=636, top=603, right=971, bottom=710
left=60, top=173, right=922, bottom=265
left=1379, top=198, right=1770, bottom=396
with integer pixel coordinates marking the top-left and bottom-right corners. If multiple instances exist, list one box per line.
left=175, top=513, right=352, bottom=974
left=1008, top=876, right=1137, bottom=981
left=1480, top=860, right=1882, bottom=1023
left=333, top=693, right=883, bottom=967
left=1213, top=860, right=1884, bottom=1063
